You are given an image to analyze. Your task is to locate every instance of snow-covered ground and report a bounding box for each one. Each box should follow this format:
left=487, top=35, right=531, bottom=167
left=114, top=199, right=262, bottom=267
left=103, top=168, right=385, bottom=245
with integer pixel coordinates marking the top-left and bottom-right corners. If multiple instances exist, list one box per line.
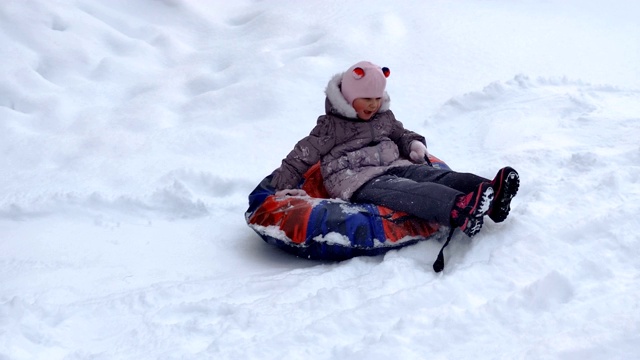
left=2, top=0, right=640, bottom=359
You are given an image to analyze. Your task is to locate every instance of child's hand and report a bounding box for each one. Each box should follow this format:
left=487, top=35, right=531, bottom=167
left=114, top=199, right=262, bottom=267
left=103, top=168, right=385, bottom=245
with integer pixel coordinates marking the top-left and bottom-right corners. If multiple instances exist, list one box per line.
left=409, top=141, right=429, bottom=163
left=275, top=189, right=308, bottom=197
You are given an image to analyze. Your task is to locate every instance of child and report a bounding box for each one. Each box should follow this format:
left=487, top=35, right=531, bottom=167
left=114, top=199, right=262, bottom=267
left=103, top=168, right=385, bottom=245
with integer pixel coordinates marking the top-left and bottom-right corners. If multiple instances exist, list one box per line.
left=271, top=61, right=519, bottom=245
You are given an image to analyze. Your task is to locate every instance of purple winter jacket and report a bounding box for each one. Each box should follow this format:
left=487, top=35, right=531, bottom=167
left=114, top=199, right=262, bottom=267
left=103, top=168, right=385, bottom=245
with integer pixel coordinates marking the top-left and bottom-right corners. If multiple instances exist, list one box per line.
left=271, top=73, right=426, bottom=200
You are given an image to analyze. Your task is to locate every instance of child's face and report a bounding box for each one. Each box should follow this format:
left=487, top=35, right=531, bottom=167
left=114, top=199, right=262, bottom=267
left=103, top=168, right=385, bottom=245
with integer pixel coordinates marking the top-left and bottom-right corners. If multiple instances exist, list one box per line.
left=352, top=97, right=382, bottom=121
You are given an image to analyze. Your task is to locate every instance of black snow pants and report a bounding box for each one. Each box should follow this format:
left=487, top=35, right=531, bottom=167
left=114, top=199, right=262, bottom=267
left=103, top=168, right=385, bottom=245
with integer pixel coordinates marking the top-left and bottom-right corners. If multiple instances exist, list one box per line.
left=351, top=165, right=489, bottom=225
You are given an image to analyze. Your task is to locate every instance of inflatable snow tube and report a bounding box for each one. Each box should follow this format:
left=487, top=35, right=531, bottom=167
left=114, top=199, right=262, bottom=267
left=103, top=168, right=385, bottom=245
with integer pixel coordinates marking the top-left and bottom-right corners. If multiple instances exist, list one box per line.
left=245, top=155, right=451, bottom=261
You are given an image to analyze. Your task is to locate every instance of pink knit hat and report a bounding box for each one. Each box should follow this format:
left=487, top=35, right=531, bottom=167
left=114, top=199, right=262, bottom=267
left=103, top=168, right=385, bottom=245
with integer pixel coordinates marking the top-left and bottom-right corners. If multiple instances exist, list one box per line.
left=340, top=61, right=390, bottom=106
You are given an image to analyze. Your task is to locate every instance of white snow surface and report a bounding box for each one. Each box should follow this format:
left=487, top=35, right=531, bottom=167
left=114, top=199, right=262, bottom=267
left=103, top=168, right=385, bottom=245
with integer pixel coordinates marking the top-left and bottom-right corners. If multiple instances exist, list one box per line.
left=2, top=0, right=640, bottom=359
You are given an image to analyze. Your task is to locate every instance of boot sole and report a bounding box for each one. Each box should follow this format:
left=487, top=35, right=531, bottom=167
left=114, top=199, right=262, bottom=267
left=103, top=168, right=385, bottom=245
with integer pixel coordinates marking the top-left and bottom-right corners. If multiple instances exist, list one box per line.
left=489, top=167, right=520, bottom=223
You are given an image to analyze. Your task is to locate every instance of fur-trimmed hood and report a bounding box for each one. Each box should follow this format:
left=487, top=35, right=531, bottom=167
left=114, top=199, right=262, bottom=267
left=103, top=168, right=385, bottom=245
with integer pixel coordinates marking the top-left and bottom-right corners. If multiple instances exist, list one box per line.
left=324, top=73, right=391, bottom=119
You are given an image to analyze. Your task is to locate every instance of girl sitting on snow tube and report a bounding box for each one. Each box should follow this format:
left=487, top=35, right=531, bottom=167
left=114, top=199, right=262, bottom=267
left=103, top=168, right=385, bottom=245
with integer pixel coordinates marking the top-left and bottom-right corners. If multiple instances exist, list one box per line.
left=250, top=61, right=519, bottom=272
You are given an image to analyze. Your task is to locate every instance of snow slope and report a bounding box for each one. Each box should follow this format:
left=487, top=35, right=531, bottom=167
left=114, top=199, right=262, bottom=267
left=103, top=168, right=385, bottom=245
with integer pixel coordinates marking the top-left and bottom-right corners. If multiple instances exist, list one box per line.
left=2, top=0, right=640, bottom=359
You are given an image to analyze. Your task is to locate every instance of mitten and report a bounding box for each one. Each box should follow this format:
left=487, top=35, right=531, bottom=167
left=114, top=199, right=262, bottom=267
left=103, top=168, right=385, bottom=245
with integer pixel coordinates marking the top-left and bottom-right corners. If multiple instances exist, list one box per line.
left=409, top=140, right=429, bottom=163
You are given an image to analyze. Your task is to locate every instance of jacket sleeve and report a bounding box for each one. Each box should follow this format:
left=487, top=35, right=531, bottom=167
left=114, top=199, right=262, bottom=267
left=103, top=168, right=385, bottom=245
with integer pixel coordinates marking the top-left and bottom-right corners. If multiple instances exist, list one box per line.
left=270, top=116, right=336, bottom=190
left=387, top=111, right=427, bottom=158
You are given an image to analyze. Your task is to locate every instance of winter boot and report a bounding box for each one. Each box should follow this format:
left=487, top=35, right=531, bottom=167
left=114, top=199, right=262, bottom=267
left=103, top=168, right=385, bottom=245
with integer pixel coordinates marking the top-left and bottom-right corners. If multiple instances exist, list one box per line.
left=451, top=182, right=494, bottom=237
left=488, top=167, right=520, bottom=223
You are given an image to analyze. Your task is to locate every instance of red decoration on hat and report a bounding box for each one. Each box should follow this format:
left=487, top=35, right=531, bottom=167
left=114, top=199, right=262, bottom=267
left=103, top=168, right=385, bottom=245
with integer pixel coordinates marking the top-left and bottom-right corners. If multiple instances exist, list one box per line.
left=382, top=67, right=390, bottom=78
left=352, top=67, right=365, bottom=79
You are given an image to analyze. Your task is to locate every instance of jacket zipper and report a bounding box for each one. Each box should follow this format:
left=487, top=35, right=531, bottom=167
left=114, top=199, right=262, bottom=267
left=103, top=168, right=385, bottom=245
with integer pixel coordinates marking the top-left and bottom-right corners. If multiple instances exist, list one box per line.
left=369, top=121, right=383, bottom=164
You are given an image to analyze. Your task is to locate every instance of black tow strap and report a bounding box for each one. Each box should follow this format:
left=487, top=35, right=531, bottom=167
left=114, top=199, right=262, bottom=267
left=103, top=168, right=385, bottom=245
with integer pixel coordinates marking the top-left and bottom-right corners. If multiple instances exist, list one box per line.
left=433, top=227, right=456, bottom=272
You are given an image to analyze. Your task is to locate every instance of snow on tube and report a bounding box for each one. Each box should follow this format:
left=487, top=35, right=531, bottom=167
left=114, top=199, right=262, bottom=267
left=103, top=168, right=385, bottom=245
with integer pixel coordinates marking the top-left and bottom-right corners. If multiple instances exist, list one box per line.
left=245, top=155, right=451, bottom=261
